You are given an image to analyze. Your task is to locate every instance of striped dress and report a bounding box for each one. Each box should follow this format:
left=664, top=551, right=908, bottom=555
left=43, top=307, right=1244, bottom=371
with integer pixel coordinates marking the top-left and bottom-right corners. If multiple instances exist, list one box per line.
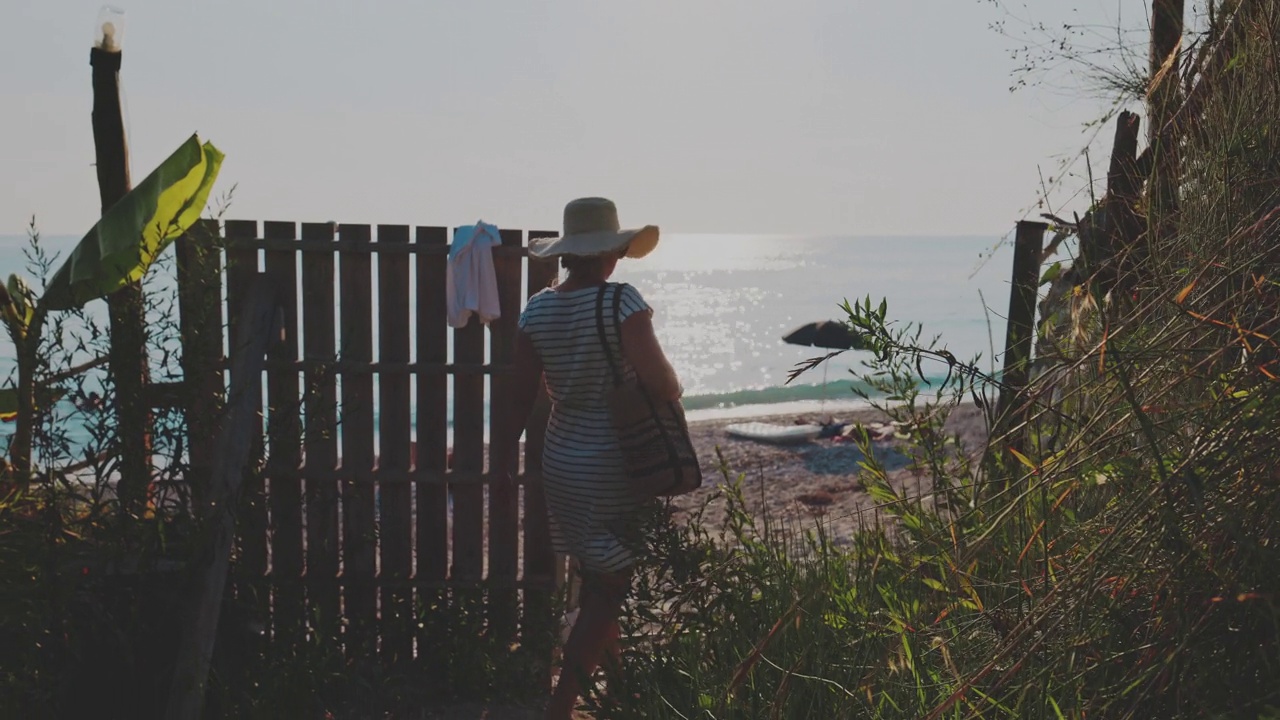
left=518, top=282, right=651, bottom=574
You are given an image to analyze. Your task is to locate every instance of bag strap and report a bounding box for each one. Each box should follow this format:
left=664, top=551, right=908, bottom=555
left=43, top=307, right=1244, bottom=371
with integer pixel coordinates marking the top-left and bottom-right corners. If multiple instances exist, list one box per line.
left=611, top=281, right=625, bottom=339
left=616, top=283, right=690, bottom=484
left=596, top=284, right=624, bottom=388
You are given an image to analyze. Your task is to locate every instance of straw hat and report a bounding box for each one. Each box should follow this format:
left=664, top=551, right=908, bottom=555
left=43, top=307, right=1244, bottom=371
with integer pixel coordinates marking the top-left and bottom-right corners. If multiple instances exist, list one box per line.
left=527, top=197, right=659, bottom=259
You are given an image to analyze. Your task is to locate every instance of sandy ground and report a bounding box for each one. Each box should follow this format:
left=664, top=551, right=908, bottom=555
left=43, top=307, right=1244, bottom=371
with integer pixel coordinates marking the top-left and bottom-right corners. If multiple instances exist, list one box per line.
left=671, top=403, right=988, bottom=542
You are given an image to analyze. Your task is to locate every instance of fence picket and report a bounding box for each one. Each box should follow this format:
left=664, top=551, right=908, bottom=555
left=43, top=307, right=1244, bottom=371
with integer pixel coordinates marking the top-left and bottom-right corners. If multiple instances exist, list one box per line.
left=377, top=224, right=413, bottom=665
left=263, top=220, right=304, bottom=648
left=414, top=225, right=450, bottom=662
left=487, top=229, right=524, bottom=642
left=339, top=223, right=377, bottom=659
left=224, top=220, right=268, bottom=638
left=521, top=231, right=560, bottom=690
left=175, top=218, right=224, bottom=511
left=195, top=221, right=559, bottom=673
left=301, top=221, right=340, bottom=643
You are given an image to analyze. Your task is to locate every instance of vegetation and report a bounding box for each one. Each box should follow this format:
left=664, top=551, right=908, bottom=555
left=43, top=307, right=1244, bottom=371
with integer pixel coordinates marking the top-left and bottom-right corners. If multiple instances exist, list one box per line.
left=585, top=2, right=1280, bottom=717
left=8, top=2, right=1280, bottom=718
left=0, top=136, right=231, bottom=718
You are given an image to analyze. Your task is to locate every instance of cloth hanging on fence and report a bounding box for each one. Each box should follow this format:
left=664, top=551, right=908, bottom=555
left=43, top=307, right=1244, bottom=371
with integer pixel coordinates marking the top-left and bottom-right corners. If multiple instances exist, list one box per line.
left=446, top=220, right=502, bottom=328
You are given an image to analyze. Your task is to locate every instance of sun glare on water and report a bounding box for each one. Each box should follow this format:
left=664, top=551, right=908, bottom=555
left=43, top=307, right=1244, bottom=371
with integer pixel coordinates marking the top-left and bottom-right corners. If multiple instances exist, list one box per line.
left=640, top=233, right=808, bottom=273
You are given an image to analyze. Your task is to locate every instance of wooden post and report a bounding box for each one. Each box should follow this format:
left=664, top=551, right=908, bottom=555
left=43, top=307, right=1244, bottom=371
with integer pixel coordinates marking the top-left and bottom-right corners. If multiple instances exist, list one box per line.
left=995, top=221, right=1047, bottom=458
left=176, top=219, right=225, bottom=512
left=451, top=294, right=486, bottom=587
left=339, top=224, right=377, bottom=659
left=300, top=221, right=340, bottom=645
left=521, top=231, right=559, bottom=691
left=1086, top=110, right=1142, bottom=291
left=414, top=226, right=450, bottom=662
left=450, top=229, right=488, bottom=647
left=377, top=224, right=413, bottom=664
left=1150, top=0, right=1186, bottom=119
left=91, top=44, right=151, bottom=512
left=487, top=229, right=524, bottom=643
left=263, top=221, right=304, bottom=649
left=165, top=276, right=281, bottom=720
left=224, top=221, right=268, bottom=635
left=1148, top=0, right=1185, bottom=245
left=1103, top=111, right=1142, bottom=237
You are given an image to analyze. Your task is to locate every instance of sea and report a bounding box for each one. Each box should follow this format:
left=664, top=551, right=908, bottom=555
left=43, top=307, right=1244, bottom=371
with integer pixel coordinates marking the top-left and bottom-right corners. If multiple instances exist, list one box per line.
left=0, top=232, right=1017, bottom=455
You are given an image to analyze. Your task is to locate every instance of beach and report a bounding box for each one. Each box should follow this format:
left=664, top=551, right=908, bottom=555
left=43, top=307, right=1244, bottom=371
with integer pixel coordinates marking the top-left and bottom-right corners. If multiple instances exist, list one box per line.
left=672, top=402, right=988, bottom=542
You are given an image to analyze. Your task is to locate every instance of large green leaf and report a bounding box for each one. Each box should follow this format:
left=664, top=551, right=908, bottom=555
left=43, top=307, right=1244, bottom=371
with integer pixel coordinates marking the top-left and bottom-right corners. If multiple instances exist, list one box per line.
left=41, top=134, right=224, bottom=311
left=0, top=387, right=67, bottom=422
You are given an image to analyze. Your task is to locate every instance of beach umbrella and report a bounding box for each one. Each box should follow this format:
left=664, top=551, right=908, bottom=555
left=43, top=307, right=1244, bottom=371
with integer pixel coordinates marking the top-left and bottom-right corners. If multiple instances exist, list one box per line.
left=782, top=320, right=866, bottom=414
left=782, top=320, right=865, bottom=350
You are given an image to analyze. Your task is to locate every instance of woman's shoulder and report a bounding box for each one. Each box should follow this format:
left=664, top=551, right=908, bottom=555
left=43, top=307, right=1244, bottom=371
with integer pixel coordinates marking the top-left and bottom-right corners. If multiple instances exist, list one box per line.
left=523, top=286, right=558, bottom=308
left=518, top=287, right=558, bottom=324
left=609, top=282, right=651, bottom=319
left=609, top=281, right=646, bottom=298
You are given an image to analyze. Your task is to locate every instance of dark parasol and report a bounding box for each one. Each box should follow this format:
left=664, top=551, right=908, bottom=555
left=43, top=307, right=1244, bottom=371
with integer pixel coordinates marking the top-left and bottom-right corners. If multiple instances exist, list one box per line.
left=781, top=320, right=865, bottom=350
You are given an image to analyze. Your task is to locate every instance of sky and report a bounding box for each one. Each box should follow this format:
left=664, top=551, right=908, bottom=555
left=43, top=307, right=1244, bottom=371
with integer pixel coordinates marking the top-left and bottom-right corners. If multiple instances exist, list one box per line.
left=3, top=0, right=1157, bottom=237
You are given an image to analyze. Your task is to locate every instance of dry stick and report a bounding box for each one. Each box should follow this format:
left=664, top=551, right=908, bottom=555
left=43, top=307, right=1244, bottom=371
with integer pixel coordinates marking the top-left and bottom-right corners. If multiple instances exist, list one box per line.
left=165, top=276, right=281, bottom=720
left=45, top=355, right=109, bottom=384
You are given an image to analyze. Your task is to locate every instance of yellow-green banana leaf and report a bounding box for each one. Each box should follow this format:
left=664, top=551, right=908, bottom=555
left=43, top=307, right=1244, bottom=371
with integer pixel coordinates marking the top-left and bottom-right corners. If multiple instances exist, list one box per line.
left=42, top=134, right=224, bottom=311
left=0, top=387, right=67, bottom=422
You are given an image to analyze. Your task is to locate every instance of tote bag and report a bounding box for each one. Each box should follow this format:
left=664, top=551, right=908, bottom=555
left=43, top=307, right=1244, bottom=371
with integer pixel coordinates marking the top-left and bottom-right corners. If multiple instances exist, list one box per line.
left=595, top=284, right=702, bottom=499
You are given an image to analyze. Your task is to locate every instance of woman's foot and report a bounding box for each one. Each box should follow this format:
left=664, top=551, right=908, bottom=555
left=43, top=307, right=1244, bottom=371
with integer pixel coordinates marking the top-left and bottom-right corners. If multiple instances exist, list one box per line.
left=545, top=570, right=631, bottom=719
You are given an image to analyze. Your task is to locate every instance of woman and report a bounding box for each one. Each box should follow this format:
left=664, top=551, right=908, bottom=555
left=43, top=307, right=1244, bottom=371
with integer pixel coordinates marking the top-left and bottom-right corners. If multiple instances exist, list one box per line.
left=493, top=197, right=682, bottom=718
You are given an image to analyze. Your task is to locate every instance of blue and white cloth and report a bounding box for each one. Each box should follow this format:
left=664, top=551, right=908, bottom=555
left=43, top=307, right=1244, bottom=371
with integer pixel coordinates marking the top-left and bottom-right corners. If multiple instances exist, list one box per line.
left=447, top=221, right=502, bottom=328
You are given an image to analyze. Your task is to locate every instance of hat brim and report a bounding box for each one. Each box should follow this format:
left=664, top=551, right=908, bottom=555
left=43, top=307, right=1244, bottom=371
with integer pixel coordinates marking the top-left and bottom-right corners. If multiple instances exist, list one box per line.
left=527, top=225, right=659, bottom=260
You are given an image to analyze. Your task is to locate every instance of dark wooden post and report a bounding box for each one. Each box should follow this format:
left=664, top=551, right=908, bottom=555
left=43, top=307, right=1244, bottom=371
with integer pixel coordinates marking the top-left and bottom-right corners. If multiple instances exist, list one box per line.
left=176, top=219, right=225, bottom=510
left=414, top=226, right=450, bottom=662
left=91, top=42, right=151, bottom=512
left=166, top=276, right=281, bottom=720
left=1148, top=0, right=1185, bottom=245
left=223, top=221, right=269, bottom=650
left=338, top=224, right=377, bottom=659
left=521, top=232, right=560, bottom=692
left=1086, top=110, right=1142, bottom=291
left=995, top=221, right=1047, bottom=457
left=262, top=221, right=304, bottom=649
left=301, top=221, right=340, bottom=645
left=376, top=224, right=413, bottom=664
left=488, top=229, right=525, bottom=644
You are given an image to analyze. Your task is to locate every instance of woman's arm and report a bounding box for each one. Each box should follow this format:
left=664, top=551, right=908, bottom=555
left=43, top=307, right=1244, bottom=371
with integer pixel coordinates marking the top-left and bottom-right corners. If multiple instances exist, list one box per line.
left=620, top=311, right=682, bottom=402
left=492, top=329, right=543, bottom=484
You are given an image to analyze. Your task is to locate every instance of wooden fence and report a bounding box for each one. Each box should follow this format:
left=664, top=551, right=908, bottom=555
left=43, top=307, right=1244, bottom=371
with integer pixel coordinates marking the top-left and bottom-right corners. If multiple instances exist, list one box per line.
left=175, top=220, right=565, bottom=680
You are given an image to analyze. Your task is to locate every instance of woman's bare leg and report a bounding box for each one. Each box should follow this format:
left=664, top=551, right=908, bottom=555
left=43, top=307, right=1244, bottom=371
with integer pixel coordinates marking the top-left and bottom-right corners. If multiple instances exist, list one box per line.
left=546, top=570, right=630, bottom=719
